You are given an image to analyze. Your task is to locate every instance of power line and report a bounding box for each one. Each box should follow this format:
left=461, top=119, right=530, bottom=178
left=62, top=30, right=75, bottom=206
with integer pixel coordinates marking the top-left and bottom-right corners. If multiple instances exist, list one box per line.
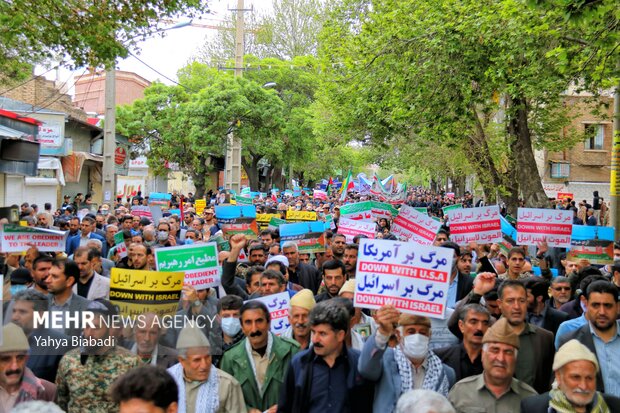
left=128, top=51, right=198, bottom=92
left=0, top=66, right=56, bottom=102
left=31, top=68, right=89, bottom=114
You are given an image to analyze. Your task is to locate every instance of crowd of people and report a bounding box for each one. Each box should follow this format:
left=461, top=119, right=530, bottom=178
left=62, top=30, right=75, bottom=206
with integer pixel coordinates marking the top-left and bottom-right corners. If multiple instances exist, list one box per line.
left=1, top=186, right=619, bottom=413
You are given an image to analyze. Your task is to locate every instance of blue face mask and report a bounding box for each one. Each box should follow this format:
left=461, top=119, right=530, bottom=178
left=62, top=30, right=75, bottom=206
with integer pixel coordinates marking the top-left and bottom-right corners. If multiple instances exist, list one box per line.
left=221, top=317, right=241, bottom=337
left=10, top=284, right=27, bottom=296
left=185, top=238, right=194, bottom=245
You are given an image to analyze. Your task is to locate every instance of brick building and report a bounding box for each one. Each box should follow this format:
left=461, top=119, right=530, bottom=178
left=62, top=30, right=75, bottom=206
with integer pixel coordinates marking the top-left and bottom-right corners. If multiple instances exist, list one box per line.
left=536, top=92, right=614, bottom=204
left=73, top=70, right=151, bottom=115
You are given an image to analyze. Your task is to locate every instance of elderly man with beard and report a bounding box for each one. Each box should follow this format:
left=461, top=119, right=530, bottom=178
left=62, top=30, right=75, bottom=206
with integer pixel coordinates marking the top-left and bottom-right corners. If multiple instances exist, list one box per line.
left=449, top=318, right=537, bottom=413
left=522, top=339, right=620, bottom=412
left=0, top=323, right=56, bottom=411
left=281, top=289, right=316, bottom=350
left=167, top=327, right=245, bottom=413
left=131, top=313, right=178, bottom=368
left=358, top=305, right=456, bottom=413
left=55, top=300, right=139, bottom=413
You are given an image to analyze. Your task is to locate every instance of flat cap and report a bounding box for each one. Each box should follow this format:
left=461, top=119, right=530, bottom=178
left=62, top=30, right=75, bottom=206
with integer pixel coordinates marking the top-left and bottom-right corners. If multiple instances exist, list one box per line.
left=482, top=317, right=519, bottom=349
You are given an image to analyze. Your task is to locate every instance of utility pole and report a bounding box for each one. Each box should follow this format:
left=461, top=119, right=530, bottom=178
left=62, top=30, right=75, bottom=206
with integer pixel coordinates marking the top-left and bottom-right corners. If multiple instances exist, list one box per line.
left=103, top=68, right=116, bottom=205
left=610, top=75, right=620, bottom=239
left=224, top=0, right=250, bottom=194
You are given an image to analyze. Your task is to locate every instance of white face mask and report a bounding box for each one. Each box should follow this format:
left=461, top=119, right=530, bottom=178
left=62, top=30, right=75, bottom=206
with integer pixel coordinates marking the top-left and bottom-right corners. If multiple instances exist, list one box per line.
left=402, top=333, right=429, bottom=360
left=221, top=317, right=241, bottom=337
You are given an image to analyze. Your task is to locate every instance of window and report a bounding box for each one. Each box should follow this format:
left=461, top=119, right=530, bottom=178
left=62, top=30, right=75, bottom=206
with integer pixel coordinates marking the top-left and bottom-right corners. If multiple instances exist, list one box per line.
left=550, top=162, right=570, bottom=178
left=584, top=124, right=604, bottom=150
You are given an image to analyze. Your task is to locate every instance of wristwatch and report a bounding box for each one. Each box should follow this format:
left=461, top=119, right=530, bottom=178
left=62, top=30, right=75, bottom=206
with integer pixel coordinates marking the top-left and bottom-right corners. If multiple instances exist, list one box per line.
left=192, top=299, right=202, bottom=307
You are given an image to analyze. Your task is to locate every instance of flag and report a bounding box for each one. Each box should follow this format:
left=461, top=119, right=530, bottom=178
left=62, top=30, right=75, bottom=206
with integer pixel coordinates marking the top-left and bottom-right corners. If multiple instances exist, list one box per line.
left=326, top=177, right=334, bottom=196
left=339, top=170, right=354, bottom=201
left=313, top=189, right=328, bottom=200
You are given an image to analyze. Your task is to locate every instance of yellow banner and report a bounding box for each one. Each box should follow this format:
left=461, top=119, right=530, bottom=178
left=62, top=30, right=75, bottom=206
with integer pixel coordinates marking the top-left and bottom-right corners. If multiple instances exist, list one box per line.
left=257, top=214, right=280, bottom=224
left=110, top=268, right=184, bottom=293
left=286, top=210, right=317, bottom=221
left=195, top=199, right=207, bottom=215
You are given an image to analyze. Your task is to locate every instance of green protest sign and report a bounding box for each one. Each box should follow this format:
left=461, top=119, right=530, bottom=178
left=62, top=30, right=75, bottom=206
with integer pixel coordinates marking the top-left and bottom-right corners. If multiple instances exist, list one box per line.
left=154, top=243, right=221, bottom=289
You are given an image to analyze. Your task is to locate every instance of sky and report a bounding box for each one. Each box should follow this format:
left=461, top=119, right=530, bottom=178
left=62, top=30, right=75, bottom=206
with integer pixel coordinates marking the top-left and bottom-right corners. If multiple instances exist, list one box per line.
left=36, top=0, right=266, bottom=92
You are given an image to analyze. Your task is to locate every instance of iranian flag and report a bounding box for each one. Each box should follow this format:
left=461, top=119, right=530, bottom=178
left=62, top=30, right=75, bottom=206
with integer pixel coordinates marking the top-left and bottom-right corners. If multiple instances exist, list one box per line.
left=339, top=171, right=354, bottom=201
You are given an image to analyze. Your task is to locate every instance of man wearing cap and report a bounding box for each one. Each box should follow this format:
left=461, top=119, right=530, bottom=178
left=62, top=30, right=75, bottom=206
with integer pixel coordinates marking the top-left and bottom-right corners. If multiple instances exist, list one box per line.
left=281, top=289, right=315, bottom=349
left=220, top=301, right=299, bottom=413
left=55, top=299, right=140, bottom=413
left=167, top=326, right=245, bottom=413
left=0, top=323, right=56, bottom=410
left=359, top=305, right=456, bottom=412
left=521, top=339, right=620, bottom=412
left=448, top=318, right=537, bottom=413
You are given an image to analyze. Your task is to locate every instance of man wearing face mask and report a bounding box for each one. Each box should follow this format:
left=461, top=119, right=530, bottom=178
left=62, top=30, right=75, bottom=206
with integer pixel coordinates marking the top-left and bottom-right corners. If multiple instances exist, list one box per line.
left=217, top=295, right=244, bottom=355
left=153, top=221, right=177, bottom=248
left=358, top=305, right=456, bottom=413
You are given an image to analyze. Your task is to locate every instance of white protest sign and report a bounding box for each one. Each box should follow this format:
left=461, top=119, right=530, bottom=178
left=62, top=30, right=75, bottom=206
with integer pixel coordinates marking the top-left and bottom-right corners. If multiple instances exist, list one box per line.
left=155, top=243, right=221, bottom=289
left=446, top=205, right=502, bottom=245
left=517, top=208, right=573, bottom=248
left=337, top=218, right=376, bottom=242
left=354, top=239, right=453, bottom=318
left=247, top=292, right=291, bottom=336
left=391, top=205, right=441, bottom=245
left=0, top=225, right=67, bottom=252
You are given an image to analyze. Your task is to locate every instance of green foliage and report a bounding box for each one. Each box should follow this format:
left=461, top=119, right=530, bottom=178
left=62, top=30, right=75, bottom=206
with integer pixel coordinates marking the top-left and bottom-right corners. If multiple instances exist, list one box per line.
left=0, top=0, right=208, bottom=78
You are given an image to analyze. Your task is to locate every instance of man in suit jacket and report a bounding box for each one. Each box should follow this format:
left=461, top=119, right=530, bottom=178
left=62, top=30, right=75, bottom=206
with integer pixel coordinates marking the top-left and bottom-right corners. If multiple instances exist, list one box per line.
left=65, top=216, right=105, bottom=256
left=521, top=339, right=620, bottom=412
left=441, top=242, right=474, bottom=308
left=435, top=303, right=490, bottom=382
left=72, top=247, right=110, bottom=300
left=525, top=277, right=569, bottom=337
left=557, top=280, right=619, bottom=395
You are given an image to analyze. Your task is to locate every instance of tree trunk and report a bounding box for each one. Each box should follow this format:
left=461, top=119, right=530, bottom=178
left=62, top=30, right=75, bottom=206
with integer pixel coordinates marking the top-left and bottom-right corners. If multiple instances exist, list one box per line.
left=242, top=155, right=261, bottom=191
left=507, top=97, right=550, bottom=209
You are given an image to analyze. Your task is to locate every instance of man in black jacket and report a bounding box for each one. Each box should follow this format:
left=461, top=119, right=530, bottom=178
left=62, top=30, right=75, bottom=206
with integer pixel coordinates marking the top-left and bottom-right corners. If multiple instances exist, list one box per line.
left=435, top=303, right=490, bottom=382
left=282, top=241, right=321, bottom=294
left=441, top=242, right=474, bottom=309
left=524, top=277, right=569, bottom=337
left=521, top=339, right=620, bottom=412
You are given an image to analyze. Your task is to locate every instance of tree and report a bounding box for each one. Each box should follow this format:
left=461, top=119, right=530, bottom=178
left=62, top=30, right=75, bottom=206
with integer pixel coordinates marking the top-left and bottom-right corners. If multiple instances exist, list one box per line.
left=318, top=0, right=586, bottom=212
left=117, top=73, right=286, bottom=195
left=0, top=0, right=208, bottom=78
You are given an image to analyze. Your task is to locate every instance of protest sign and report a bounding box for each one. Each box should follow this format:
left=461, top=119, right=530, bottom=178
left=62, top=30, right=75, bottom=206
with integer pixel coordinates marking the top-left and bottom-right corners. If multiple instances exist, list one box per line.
left=0, top=224, right=67, bottom=252
left=414, top=207, right=428, bottom=215
left=371, top=201, right=399, bottom=220
left=285, top=210, right=317, bottom=222
left=148, top=192, right=171, bottom=207
left=149, top=206, right=163, bottom=225
left=215, top=206, right=258, bottom=238
left=256, top=213, right=280, bottom=230
left=268, top=217, right=287, bottom=230
left=354, top=239, right=453, bottom=318
left=247, top=292, right=291, bottom=335
left=131, top=206, right=152, bottom=218
left=446, top=206, right=502, bottom=245
left=391, top=205, right=441, bottom=245
left=324, top=214, right=336, bottom=231
left=236, top=195, right=253, bottom=206
left=442, top=203, right=462, bottom=213
left=110, top=268, right=184, bottom=318
left=339, top=201, right=373, bottom=221
left=155, top=243, right=221, bottom=289
left=195, top=199, right=207, bottom=215
left=557, top=192, right=574, bottom=201
left=113, top=232, right=128, bottom=258
left=517, top=208, right=572, bottom=248
left=567, top=240, right=614, bottom=265
left=279, top=221, right=326, bottom=253
left=338, top=218, right=376, bottom=242
left=313, top=189, right=327, bottom=200
left=571, top=224, right=615, bottom=243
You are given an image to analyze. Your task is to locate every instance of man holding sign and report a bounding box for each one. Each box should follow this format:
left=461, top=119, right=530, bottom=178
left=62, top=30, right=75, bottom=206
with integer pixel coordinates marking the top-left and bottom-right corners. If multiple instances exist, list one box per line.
left=358, top=306, right=456, bottom=412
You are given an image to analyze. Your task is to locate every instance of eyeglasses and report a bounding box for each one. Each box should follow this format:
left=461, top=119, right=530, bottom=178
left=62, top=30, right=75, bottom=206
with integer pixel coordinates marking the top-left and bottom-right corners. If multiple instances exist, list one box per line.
left=553, top=286, right=571, bottom=291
